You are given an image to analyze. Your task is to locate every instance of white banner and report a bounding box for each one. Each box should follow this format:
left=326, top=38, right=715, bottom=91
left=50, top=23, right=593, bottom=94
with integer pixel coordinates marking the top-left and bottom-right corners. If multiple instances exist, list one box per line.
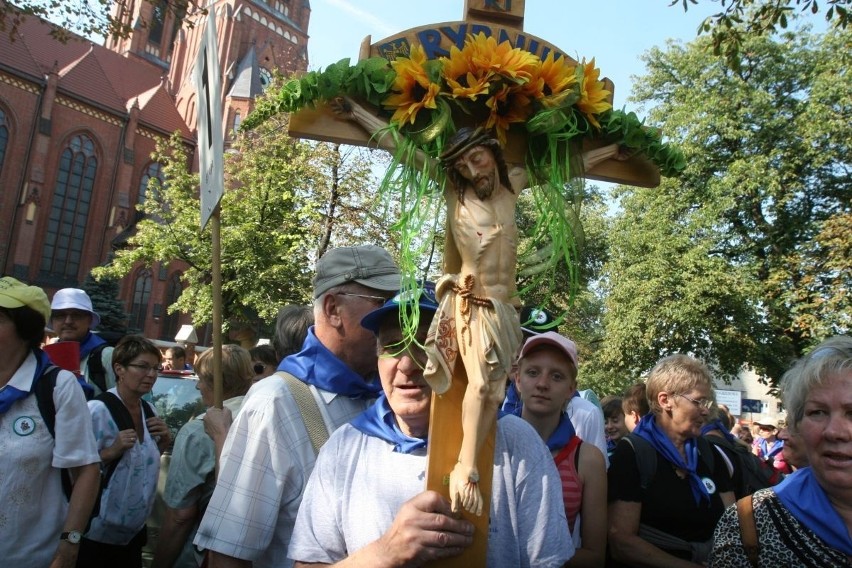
left=193, top=8, right=224, bottom=229
left=715, top=389, right=742, bottom=416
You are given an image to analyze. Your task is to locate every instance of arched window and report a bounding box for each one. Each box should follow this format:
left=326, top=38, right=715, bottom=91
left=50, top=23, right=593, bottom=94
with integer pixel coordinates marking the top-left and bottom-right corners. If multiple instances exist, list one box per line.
left=139, top=162, right=164, bottom=204
left=40, top=134, right=97, bottom=286
left=161, top=271, right=183, bottom=340
left=129, top=268, right=152, bottom=331
left=233, top=110, right=241, bottom=132
left=0, top=107, right=8, bottom=175
left=148, top=0, right=167, bottom=45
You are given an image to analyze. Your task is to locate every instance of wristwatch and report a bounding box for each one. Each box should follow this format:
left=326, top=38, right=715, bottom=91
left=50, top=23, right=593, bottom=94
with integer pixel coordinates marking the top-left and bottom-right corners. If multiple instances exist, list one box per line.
left=60, top=530, right=82, bottom=544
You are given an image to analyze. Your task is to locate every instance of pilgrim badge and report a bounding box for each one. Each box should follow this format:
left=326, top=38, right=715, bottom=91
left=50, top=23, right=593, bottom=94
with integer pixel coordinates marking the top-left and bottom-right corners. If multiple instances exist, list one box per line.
left=13, top=416, right=36, bottom=436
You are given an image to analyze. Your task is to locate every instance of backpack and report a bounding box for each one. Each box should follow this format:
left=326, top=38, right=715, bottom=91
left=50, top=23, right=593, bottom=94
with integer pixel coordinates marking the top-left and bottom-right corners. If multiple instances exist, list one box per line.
left=623, top=432, right=715, bottom=490
left=704, top=435, right=780, bottom=499
left=34, top=372, right=155, bottom=522
left=85, top=343, right=110, bottom=396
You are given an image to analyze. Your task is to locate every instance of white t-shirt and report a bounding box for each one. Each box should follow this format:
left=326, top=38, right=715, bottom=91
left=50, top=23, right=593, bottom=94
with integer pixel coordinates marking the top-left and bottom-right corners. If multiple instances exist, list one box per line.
left=567, top=395, right=609, bottom=468
left=0, top=353, right=99, bottom=566
left=289, top=415, right=574, bottom=567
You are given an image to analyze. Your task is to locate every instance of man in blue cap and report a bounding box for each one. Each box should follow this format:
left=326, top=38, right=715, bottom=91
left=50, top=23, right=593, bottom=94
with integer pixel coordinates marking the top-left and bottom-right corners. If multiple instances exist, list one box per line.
left=287, top=286, right=574, bottom=567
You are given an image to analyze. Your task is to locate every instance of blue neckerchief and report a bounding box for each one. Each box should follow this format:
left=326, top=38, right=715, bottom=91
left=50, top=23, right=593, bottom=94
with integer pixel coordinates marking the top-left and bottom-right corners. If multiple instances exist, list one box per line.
left=757, top=437, right=784, bottom=458
left=0, top=349, right=51, bottom=415
left=545, top=412, right=576, bottom=452
left=277, top=327, right=381, bottom=399
left=634, top=414, right=711, bottom=506
left=775, top=468, right=852, bottom=555
left=77, top=331, right=107, bottom=360
left=607, top=437, right=618, bottom=454
left=350, top=393, right=426, bottom=454
left=501, top=381, right=522, bottom=414
left=700, top=419, right=738, bottom=444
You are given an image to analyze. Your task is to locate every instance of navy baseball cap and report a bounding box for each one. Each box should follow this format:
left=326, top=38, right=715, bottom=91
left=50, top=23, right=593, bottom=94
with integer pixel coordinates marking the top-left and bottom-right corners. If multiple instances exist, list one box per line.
left=361, top=282, right=438, bottom=333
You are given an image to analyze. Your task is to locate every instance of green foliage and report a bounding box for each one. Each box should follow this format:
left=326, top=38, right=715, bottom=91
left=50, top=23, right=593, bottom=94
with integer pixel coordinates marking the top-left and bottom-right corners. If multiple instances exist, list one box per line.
left=0, top=0, right=198, bottom=44
left=82, top=271, right=128, bottom=334
left=595, top=25, right=851, bottom=392
left=673, top=0, right=851, bottom=68
left=94, top=115, right=323, bottom=327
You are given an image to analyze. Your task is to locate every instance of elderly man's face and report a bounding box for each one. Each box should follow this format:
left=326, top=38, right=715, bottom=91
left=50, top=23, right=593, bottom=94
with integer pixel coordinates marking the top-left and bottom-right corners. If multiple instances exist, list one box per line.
left=453, top=145, right=498, bottom=199
left=51, top=309, right=92, bottom=342
left=376, top=317, right=432, bottom=439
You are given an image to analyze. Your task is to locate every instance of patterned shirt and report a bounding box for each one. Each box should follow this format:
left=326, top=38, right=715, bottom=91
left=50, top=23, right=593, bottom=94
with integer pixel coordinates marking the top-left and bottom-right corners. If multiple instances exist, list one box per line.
left=193, top=375, right=371, bottom=568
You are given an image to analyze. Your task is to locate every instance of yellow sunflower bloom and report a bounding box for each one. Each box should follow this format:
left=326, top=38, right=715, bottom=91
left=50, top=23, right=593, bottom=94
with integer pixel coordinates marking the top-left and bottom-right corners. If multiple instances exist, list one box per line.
left=577, top=57, right=612, bottom=129
left=485, top=84, right=532, bottom=145
left=465, top=32, right=539, bottom=84
left=442, top=44, right=492, bottom=100
left=384, top=44, right=440, bottom=125
left=526, top=52, right=577, bottom=103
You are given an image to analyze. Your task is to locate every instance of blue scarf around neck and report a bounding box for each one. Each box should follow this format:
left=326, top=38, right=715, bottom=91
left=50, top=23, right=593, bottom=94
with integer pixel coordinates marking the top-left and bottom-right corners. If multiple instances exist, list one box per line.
left=277, top=327, right=381, bottom=399
left=0, top=349, right=51, bottom=415
left=633, top=413, right=711, bottom=505
left=350, top=393, right=426, bottom=454
left=77, top=331, right=107, bottom=360
left=507, top=403, right=576, bottom=452
left=700, top=419, right=738, bottom=444
left=545, top=412, right=577, bottom=453
left=775, top=467, right=852, bottom=555
left=757, top=436, right=784, bottom=459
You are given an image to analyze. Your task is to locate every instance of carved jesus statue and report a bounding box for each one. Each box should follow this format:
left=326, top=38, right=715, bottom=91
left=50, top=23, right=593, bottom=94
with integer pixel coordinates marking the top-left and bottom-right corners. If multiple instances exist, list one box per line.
left=334, top=97, right=624, bottom=515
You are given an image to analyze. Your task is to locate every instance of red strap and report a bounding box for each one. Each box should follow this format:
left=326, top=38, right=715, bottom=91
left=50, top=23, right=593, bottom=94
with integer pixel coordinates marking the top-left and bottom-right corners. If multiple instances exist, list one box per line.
left=554, top=435, right=582, bottom=466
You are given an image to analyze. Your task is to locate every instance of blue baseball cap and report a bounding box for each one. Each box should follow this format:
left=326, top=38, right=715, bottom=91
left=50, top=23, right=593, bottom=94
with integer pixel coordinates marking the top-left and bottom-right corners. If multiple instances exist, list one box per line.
left=361, top=282, right=438, bottom=333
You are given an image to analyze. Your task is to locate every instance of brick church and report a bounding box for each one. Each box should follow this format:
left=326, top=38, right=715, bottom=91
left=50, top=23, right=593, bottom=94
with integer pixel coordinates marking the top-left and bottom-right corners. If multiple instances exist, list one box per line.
left=0, top=0, right=310, bottom=341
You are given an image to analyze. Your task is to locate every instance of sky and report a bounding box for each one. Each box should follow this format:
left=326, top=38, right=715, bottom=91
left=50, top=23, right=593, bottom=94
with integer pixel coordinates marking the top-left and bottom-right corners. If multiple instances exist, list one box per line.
left=305, top=0, right=723, bottom=109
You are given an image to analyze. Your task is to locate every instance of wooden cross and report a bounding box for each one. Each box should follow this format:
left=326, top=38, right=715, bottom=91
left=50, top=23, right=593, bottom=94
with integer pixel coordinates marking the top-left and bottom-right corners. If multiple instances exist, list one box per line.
left=288, top=2, right=661, bottom=566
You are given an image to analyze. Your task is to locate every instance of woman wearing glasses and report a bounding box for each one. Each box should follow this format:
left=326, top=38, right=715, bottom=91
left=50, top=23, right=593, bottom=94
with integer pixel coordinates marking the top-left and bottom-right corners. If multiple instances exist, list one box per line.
left=607, top=354, right=735, bottom=567
left=79, top=335, right=170, bottom=567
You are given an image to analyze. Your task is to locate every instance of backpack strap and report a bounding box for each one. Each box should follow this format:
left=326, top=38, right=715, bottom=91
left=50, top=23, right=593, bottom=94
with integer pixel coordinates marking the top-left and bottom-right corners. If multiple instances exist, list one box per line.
left=276, top=371, right=330, bottom=455
left=94, top=392, right=154, bottom=487
left=695, top=435, right=716, bottom=474
left=624, top=433, right=657, bottom=490
left=736, top=495, right=760, bottom=568
left=33, top=365, right=74, bottom=500
left=86, top=344, right=108, bottom=394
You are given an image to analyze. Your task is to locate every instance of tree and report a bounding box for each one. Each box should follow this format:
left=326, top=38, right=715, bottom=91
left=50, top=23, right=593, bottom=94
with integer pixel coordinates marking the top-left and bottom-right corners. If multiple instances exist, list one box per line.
left=673, top=0, right=851, bottom=67
left=597, top=24, right=851, bottom=390
left=82, top=270, right=129, bottom=344
left=0, top=0, right=196, bottom=43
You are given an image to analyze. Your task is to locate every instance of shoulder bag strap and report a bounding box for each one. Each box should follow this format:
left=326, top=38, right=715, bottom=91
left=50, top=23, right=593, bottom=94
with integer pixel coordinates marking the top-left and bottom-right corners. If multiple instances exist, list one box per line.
left=736, top=494, right=760, bottom=568
left=276, top=371, right=330, bottom=455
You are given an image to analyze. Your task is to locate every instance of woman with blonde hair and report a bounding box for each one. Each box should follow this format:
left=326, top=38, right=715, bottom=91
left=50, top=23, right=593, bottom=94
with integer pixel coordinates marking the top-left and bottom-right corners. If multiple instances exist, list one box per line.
left=608, top=354, right=734, bottom=567
left=153, top=344, right=253, bottom=568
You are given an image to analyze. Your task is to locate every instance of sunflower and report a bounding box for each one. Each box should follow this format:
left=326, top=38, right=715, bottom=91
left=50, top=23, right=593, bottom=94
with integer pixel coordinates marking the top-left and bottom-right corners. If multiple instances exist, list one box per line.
left=442, top=44, right=492, bottom=100
left=465, top=32, right=539, bottom=85
left=384, top=44, right=440, bottom=125
left=576, top=58, right=612, bottom=128
left=525, top=52, right=578, bottom=108
left=485, top=84, right=532, bottom=145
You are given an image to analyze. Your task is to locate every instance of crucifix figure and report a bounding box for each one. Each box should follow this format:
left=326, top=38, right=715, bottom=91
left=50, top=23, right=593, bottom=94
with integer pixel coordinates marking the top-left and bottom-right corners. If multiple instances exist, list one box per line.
left=334, top=97, right=626, bottom=515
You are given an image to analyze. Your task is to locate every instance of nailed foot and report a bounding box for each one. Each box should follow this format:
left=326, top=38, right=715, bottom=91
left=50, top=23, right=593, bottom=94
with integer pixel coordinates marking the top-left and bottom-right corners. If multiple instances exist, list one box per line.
left=449, top=462, right=483, bottom=516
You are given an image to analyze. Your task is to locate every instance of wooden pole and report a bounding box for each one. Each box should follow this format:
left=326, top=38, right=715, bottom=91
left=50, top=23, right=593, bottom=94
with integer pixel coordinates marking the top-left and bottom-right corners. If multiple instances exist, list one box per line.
left=210, top=207, right=224, bottom=408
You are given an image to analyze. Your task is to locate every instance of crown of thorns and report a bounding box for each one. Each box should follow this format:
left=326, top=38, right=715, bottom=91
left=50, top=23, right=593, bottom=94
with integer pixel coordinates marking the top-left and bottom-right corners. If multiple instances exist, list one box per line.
left=439, top=127, right=498, bottom=167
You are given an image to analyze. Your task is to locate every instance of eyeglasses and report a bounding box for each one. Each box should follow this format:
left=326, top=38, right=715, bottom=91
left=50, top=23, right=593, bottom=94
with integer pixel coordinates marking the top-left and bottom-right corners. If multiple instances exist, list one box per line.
left=335, top=292, right=389, bottom=305
left=676, top=393, right=713, bottom=410
left=51, top=310, right=90, bottom=321
left=126, top=363, right=160, bottom=375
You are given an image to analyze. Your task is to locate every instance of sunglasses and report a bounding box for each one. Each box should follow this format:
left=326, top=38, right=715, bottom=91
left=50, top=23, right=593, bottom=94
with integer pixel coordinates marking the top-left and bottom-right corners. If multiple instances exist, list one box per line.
left=253, top=363, right=267, bottom=375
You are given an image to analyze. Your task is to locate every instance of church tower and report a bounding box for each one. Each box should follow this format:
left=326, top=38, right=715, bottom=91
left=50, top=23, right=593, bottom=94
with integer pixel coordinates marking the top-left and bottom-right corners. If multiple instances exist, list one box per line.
left=106, top=0, right=310, bottom=133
